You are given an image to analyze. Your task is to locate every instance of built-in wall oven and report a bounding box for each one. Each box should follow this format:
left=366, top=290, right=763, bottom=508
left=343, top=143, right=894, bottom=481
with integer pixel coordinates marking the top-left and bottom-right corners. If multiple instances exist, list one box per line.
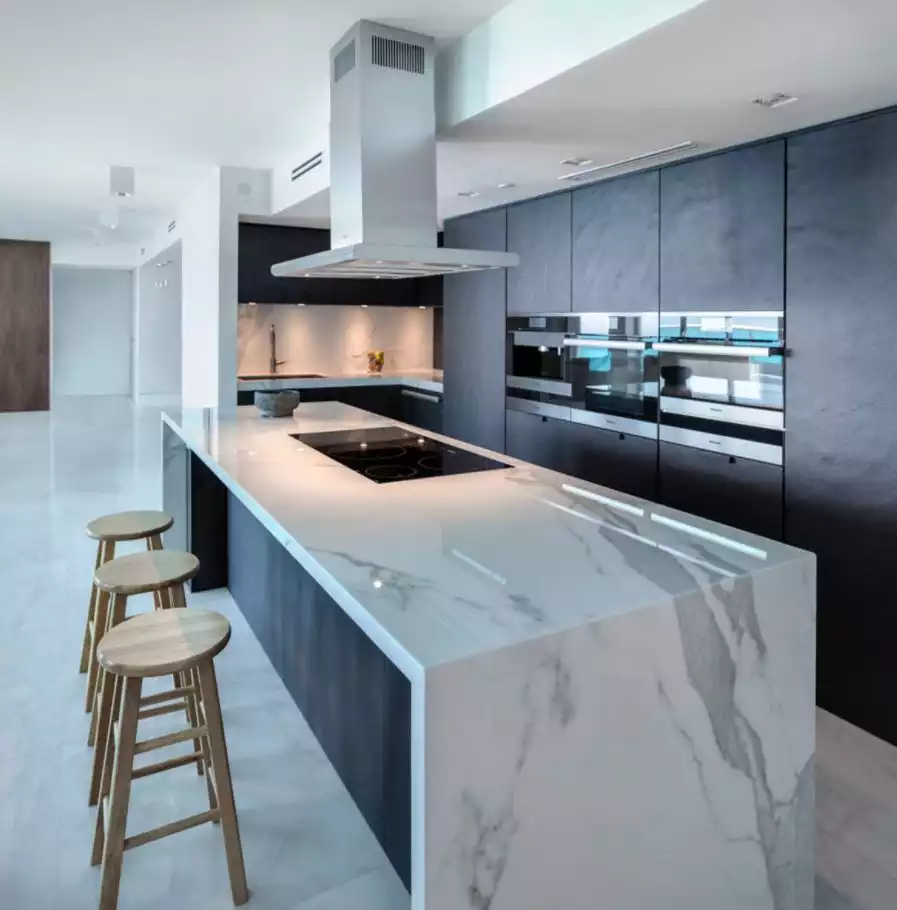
left=506, top=316, right=573, bottom=419
left=565, top=312, right=659, bottom=440
left=655, top=311, right=785, bottom=465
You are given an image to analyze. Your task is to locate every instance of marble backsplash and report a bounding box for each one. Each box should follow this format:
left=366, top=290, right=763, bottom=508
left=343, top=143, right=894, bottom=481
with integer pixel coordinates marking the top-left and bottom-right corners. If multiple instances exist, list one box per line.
left=238, top=304, right=435, bottom=376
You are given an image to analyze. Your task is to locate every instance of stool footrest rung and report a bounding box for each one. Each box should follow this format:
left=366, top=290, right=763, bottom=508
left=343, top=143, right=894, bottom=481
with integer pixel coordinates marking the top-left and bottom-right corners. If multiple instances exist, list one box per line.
left=123, top=808, right=222, bottom=851
left=138, top=702, right=187, bottom=721
left=132, top=751, right=204, bottom=779
left=134, top=726, right=208, bottom=755
left=140, top=686, right=195, bottom=707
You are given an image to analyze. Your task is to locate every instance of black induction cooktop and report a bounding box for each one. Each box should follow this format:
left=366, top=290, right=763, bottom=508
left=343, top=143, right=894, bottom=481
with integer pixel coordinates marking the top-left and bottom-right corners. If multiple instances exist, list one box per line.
left=290, top=426, right=511, bottom=484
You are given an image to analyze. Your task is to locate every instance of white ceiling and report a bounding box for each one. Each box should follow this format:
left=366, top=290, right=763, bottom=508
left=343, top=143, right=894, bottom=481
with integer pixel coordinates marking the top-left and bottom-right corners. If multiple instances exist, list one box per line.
left=438, top=0, right=897, bottom=218
left=0, top=0, right=510, bottom=253
left=5, top=0, right=897, bottom=255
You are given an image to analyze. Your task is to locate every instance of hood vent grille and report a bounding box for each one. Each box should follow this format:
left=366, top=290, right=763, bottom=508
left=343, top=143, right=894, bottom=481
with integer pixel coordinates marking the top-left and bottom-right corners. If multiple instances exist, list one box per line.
left=291, top=152, right=323, bottom=182
left=334, top=40, right=356, bottom=83
left=371, top=35, right=425, bottom=74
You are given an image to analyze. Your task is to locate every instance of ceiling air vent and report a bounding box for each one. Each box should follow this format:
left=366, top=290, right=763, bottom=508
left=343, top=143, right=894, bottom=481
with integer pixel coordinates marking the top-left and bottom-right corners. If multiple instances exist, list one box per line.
left=371, top=35, right=425, bottom=75
left=334, top=39, right=356, bottom=83
left=291, top=151, right=323, bottom=182
left=753, top=93, right=798, bottom=109
left=559, top=142, right=697, bottom=182
left=167, top=220, right=177, bottom=233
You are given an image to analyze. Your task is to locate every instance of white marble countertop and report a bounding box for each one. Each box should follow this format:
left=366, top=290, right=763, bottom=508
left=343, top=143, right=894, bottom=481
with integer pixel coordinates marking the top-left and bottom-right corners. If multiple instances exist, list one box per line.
left=237, top=369, right=443, bottom=394
left=164, top=402, right=809, bottom=678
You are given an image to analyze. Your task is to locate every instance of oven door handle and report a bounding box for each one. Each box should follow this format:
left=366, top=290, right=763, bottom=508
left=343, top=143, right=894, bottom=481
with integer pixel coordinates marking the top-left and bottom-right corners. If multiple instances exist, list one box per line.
left=653, top=342, right=781, bottom=357
left=563, top=338, right=646, bottom=351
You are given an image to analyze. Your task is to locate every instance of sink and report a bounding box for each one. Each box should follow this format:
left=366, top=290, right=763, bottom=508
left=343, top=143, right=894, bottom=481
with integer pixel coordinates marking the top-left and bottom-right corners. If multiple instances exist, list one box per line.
left=239, top=373, right=325, bottom=380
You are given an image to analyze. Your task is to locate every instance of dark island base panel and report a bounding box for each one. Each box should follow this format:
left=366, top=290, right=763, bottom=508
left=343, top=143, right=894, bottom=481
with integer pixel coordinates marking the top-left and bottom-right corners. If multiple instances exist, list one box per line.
left=190, top=455, right=229, bottom=592
left=225, top=489, right=412, bottom=890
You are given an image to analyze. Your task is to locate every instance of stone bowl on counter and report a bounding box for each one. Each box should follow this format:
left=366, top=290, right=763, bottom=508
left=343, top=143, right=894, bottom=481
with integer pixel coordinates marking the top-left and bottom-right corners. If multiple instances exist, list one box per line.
left=254, top=390, right=300, bottom=418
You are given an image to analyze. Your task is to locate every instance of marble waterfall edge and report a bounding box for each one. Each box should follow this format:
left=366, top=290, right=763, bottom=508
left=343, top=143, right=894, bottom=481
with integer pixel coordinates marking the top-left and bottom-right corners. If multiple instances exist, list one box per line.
left=422, top=555, right=816, bottom=910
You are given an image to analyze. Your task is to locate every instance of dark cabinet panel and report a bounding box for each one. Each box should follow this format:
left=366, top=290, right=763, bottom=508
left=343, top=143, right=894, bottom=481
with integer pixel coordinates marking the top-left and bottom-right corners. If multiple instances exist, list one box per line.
left=507, top=193, right=572, bottom=314
left=658, top=442, right=782, bottom=540
left=238, top=223, right=333, bottom=305
left=238, top=222, right=426, bottom=307
left=572, top=172, right=659, bottom=313
left=562, top=422, right=658, bottom=501
left=442, top=209, right=507, bottom=451
left=660, top=141, right=785, bottom=312
left=505, top=409, right=567, bottom=473
left=785, top=110, right=897, bottom=746
left=398, top=388, right=443, bottom=434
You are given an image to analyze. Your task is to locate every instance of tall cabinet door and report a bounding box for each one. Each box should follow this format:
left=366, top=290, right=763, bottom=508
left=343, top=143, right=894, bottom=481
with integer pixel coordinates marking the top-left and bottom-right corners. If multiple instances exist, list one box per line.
left=661, top=141, right=785, bottom=311
left=442, top=209, right=508, bottom=451
left=572, top=171, right=659, bottom=313
left=786, top=110, right=897, bottom=746
left=507, top=193, right=571, bottom=314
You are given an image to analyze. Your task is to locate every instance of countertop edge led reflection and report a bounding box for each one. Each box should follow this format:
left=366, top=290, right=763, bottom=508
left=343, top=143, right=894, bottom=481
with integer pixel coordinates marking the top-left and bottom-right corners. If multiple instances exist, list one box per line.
left=163, top=402, right=810, bottom=672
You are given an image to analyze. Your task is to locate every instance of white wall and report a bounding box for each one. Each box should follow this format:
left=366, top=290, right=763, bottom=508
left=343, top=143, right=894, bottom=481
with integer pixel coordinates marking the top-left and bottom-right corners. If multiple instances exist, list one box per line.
left=135, top=242, right=182, bottom=401
left=51, top=266, right=134, bottom=397
left=237, top=304, right=435, bottom=376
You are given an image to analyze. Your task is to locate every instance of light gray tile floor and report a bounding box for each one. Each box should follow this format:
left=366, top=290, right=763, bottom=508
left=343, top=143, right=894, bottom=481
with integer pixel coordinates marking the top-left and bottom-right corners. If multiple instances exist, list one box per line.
left=0, top=396, right=892, bottom=909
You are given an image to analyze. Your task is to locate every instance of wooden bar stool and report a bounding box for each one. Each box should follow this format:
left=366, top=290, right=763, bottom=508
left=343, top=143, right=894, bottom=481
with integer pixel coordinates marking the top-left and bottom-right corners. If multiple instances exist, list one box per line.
left=81, top=510, right=173, bottom=708
left=88, top=550, right=201, bottom=804
left=92, top=609, right=248, bottom=910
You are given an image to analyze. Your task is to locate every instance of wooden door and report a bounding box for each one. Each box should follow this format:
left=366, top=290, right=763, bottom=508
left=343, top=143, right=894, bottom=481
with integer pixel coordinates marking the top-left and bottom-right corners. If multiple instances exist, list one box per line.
left=0, top=240, right=50, bottom=411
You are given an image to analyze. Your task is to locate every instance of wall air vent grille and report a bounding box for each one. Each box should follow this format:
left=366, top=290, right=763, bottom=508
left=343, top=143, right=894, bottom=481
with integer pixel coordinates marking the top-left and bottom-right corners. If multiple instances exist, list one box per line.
left=371, top=35, right=425, bottom=75
left=334, top=39, right=356, bottom=83
left=167, top=220, right=176, bottom=233
left=291, top=152, right=324, bottom=182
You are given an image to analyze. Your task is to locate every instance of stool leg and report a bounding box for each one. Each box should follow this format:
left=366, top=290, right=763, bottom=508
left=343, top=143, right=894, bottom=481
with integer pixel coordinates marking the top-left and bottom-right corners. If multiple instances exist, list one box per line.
left=89, top=593, right=127, bottom=749
left=90, top=672, right=122, bottom=809
left=147, top=534, right=164, bottom=609
left=80, top=541, right=104, bottom=673
left=198, top=660, right=248, bottom=905
left=193, top=666, right=218, bottom=811
left=85, top=542, right=115, bottom=710
left=96, top=676, right=142, bottom=910
left=85, top=588, right=111, bottom=717
left=164, top=582, right=204, bottom=775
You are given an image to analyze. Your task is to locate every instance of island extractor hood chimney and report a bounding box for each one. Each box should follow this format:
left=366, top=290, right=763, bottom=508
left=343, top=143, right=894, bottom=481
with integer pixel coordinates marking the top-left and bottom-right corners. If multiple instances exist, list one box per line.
left=271, top=20, right=518, bottom=280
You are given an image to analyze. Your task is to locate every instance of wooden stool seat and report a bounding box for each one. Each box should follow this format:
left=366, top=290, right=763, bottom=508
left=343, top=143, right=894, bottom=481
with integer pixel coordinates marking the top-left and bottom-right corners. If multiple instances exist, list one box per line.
left=97, top=609, right=231, bottom=678
left=86, top=510, right=173, bottom=543
left=92, top=610, right=248, bottom=910
left=94, top=551, right=200, bottom=597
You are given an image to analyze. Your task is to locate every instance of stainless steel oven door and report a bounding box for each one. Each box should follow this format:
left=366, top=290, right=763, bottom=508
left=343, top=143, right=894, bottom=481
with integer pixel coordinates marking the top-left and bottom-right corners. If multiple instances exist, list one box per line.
left=563, top=312, right=660, bottom=440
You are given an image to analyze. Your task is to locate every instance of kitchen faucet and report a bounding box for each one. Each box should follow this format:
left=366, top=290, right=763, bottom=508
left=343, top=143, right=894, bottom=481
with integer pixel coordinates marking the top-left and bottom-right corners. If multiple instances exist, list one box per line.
left=269, top=324, right=285, bottom=374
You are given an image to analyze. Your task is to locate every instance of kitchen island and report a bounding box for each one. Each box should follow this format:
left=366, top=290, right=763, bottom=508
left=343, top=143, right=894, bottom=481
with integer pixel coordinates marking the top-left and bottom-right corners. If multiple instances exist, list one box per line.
left=162, top=402, right=815, bottom=910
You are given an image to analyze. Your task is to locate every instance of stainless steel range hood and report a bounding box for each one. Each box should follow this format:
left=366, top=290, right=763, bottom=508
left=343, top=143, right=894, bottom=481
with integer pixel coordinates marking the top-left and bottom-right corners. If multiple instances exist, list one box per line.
left=271, top=20, right=518, bottom=280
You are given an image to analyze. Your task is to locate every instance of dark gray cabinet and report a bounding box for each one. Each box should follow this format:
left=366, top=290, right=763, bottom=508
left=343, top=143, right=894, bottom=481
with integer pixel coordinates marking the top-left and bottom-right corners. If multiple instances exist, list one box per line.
left=239, top=223, right=333, bottom=305
left=238, top=222, right=424, bottom=307
left=658, top=442, right=782, bottom=540
left=660, top=141, right=785, bottom=312
left=785, top=110, right=897, bottom=746
left=507, top=193, right=572, bottom=314
left=572, top=172, right=659, bottom=313
left=442, top=209, right=507, bottom=451
left=398, top=388, right=442, bottom=434
left=563, top=422, right=657, bottom=501
left=505, top=409, right=567, bottom=472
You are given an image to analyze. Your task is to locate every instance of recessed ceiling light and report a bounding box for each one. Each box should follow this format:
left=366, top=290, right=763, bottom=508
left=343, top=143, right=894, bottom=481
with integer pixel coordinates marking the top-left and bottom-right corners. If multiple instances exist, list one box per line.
left=559, top=142, right=697, bottom=181
left=248, top=301, right=257, bottom=307
left=418, top=305, right=426, bottom=309
left=457, top=190, right=480, bottom=198
left=753, top=93, right=798, bottom=109
left=497, top=182, right=516, bottom=189
left=296, top=303, right=305, bottom=307
left=361, top=304, right=369, bottom=308
left=561, top=156, right=593, bottom=167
